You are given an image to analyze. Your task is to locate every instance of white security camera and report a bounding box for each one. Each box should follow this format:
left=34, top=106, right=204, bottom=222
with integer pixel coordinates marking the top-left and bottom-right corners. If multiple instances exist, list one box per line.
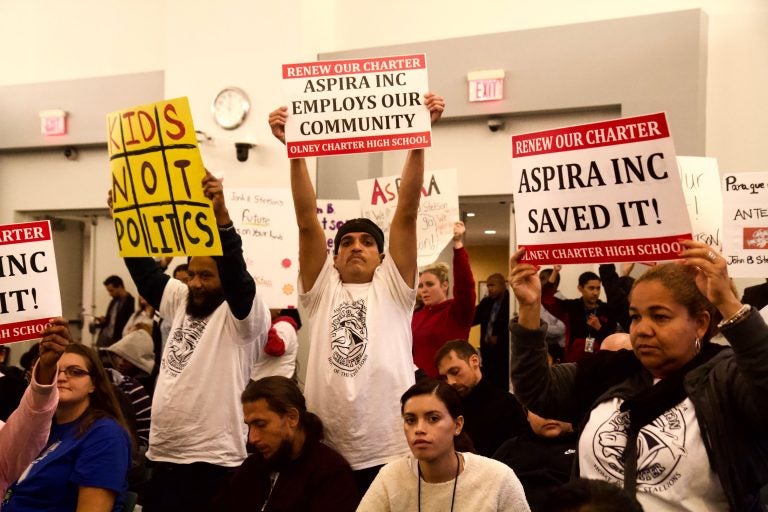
left=487, top=118, right=505, bottom=133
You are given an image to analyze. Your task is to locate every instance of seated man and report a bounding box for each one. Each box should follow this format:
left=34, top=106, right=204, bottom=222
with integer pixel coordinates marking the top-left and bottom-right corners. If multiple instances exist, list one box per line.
left=435, top=340, right=528, bottom=456
left=213, top=376, right=358, bottom=512
left=494, top=410, right=576, bottom=511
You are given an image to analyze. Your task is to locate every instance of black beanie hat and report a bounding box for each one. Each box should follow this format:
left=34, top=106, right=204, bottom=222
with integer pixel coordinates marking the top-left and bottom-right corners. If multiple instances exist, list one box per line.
left=333, top=218, right=385, bottom=255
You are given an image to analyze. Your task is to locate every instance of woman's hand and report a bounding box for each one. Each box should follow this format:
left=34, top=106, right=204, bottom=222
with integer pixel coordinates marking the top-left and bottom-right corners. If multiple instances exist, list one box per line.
left=678, top=240, right=742, bottom=319
left=37, top=317, right=71, bottom=385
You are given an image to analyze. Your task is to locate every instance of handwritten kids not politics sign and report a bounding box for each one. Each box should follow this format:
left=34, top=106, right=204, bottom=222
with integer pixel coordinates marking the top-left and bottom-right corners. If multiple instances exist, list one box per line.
left=107, top=97, right=222, bottom=258
left=282, top=54, right=431, bottom=158
left=0, top=221, right=61, bottom=344
left=512, top=113, right=692, bottom=265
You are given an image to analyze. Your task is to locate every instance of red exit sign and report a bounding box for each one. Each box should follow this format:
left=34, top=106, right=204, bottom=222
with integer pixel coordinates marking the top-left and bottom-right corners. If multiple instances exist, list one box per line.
left=39, top=109, right=68, bottom=136
left=468, top=70, right=504, bottom=102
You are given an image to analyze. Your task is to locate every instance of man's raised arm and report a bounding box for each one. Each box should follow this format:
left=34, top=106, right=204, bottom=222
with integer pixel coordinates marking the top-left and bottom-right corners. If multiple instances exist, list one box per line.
left=388, top=92, right=445, bottom=286
left=202, top=171, right=256, bottom=320
left=268, top=107, right=327, bottom=291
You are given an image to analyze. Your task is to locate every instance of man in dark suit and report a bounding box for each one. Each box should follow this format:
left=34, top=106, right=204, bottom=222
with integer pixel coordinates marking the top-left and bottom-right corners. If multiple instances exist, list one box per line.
left=742, top=279, right=768, bottom=311
left=93, top=275, right=135, bottom=347
left=472, top=273, right=510, bottom=391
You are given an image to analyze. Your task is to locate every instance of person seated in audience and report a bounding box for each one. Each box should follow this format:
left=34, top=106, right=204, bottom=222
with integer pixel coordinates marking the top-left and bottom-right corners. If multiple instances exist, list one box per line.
left=600, top=332, right=632, bottom=351
left=412, top=221, right=476, bottom=377
left=105, top=327, right=156, bottom=394
left=3, top=344, right=132, bottom=512
left=509, top=241, right=768, bottom=511
left=435, top=340, right=528, bottom=457
left=213, top=376, right=358, bottom=511
left=251, top=308, right=301, bottom=381
left=0, top=318, right=69, bottom=497
left=358, top=379, right=531, bottom=511
left=540, top=479, right=644, bottom=512
left=494, top=410, right=576, bottom=511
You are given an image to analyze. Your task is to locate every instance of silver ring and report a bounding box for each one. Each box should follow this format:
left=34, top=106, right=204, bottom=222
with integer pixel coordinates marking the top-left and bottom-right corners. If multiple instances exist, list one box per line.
left=706, top=251, right=717, bottom=262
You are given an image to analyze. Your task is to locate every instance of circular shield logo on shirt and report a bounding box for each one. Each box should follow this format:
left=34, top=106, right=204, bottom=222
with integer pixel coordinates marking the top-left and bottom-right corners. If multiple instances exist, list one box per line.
left=328, top=299, right=368, bottom=377
left=592, top=405, right=687, bottom=488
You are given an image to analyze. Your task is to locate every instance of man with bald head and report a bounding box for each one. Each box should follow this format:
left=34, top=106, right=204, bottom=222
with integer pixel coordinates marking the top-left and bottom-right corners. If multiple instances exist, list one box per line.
left=111, top=171, right=270, bottom=512
left=473, top=272, right=511, bottom=390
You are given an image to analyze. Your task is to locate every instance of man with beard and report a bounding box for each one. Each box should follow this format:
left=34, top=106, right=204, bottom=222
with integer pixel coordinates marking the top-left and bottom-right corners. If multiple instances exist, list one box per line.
left=268, top=93, right=445, bottom=496
left=435, top=340, right=528, bottom=457
left=111, top=170, right=270, bottom=512
left=212, top=376, right=358, bottom=511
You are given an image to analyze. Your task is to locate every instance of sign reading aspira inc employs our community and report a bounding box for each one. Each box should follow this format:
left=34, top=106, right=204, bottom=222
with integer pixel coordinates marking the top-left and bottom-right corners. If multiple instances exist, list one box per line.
left=281, top=54, right=432, bottom=158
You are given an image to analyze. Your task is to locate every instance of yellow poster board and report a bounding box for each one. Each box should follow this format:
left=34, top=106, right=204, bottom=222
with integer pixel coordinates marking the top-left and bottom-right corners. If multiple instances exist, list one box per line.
left=106, top=97, right=222, bottom=257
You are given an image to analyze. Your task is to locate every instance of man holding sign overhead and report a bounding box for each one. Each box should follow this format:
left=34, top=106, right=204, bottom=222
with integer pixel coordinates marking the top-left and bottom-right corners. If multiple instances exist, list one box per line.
left=269, top=89, right=444, bottom=495
left=108, top=96, right=270, bottom=512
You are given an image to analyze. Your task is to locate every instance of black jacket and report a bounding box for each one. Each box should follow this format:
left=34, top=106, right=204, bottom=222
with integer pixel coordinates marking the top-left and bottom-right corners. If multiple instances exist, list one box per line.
left=510, top=309, right=768, bottom=511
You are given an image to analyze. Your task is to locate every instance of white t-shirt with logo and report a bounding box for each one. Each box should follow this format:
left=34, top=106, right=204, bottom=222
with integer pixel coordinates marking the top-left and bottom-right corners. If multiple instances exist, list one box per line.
left=148, top=278, right=270, bottom=466
left=579, top=396, right=728, bottom=511
left=300, top=253, right=416, bottom=470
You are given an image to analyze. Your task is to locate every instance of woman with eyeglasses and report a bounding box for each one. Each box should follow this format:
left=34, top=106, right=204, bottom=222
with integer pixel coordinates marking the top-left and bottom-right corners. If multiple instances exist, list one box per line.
left=2, top=344, right=132, bottom=512
left=0, top=318, right=69, bottom=497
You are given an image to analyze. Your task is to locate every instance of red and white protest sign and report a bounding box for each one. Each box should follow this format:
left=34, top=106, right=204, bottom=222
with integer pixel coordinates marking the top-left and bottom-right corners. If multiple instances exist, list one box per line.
left=282, top=54, right=431, bottom=158
left=511, top=113, right=692, bottom=265
left=357, top=169, right=459, bottom=267
left=0, top=221, right=62, bottom=344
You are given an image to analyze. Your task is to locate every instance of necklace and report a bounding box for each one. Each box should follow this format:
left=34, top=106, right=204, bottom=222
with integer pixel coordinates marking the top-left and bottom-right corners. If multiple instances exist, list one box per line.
left=417, top=451, right=460, bottom=512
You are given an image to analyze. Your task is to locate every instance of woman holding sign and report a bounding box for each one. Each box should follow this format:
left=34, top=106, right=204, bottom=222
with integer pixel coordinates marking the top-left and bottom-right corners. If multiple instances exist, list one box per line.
left=412, top=221, right=476, bottom=378
left=0, top=318, right=69, bottom=497
left=3, top=344, right=132, bottom=512
left=508, top=240, right=768, bottom=511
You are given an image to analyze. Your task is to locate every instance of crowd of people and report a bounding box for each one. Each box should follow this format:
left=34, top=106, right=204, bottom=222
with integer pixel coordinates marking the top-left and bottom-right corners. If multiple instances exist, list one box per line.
left=1, top=92, right=767, bottom=512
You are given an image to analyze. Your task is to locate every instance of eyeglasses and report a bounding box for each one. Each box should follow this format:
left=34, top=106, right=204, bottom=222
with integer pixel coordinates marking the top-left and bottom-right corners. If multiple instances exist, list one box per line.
left=58, top=366, right=91, bottom=378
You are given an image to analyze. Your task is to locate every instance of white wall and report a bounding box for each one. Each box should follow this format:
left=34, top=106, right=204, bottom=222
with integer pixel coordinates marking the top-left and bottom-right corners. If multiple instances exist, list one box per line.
left=329, top=0, right=767, bottom=174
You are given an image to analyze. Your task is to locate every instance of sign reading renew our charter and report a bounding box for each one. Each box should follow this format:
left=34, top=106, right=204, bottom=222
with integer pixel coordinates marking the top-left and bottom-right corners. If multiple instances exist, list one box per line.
left=0, top=221, right=61, bottom=344
left=511, top=113, right=692, bottom=265
left=282, top=54, right=431, bottom=158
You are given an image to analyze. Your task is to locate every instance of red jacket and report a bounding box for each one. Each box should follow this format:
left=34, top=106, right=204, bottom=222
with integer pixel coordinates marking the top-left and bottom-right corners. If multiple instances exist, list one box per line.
left=412, top=247, right=476, bottom=377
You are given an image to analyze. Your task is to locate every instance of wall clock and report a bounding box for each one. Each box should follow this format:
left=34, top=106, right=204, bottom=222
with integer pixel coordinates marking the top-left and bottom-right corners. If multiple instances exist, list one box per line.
left=212, top=87, right=250, bottom=130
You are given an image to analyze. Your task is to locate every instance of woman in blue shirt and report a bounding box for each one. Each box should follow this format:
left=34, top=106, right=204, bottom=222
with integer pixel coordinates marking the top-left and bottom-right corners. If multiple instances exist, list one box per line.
left=3, top=344, right=132, bottom=512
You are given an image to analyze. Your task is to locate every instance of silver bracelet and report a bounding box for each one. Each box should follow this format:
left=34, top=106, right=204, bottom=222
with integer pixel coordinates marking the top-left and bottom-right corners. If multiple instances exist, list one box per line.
left=218, top=222, right=236, bottom=232
left=717, top=304, right=751, bottom=330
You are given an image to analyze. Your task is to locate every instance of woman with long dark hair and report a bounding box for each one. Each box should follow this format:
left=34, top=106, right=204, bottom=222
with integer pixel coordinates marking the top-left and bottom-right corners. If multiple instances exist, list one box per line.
left=358, top=379, right=530, bottom=511
left=3, top=344, right=132, bottom=512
